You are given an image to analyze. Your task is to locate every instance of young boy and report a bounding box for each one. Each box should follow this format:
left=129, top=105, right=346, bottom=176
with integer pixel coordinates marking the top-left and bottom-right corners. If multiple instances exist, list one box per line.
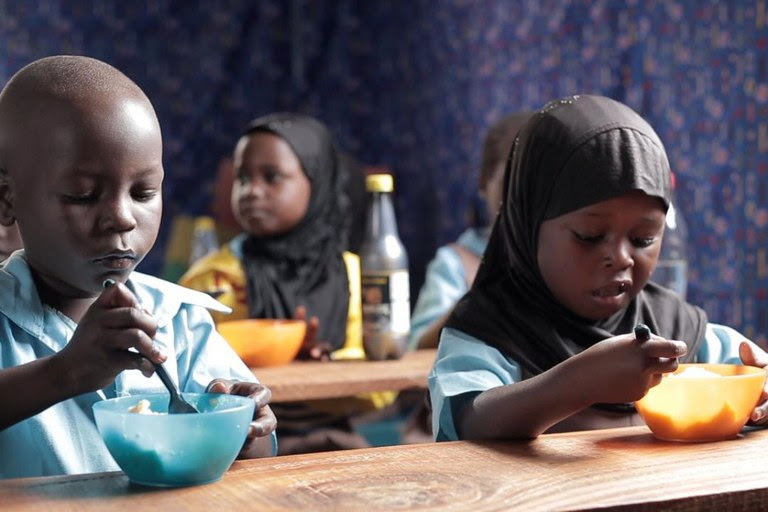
left=0, top=55, right=276, bottom=479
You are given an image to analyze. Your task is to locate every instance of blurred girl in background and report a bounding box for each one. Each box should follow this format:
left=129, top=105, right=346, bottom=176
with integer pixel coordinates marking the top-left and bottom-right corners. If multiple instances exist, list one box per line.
left=181, top=112, right=392, bottom=454
left=410, top=112, right=532, bottom=349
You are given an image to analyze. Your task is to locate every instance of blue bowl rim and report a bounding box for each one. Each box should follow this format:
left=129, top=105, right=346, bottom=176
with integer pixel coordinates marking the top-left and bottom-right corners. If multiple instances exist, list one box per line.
left=92, top=392, right=255, bottom=416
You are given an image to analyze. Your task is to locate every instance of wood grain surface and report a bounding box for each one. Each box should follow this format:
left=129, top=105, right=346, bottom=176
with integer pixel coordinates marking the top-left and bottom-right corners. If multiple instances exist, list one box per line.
left=5, top=426, right=768, bottom=511
left=254, top=348, right=437, bottom=402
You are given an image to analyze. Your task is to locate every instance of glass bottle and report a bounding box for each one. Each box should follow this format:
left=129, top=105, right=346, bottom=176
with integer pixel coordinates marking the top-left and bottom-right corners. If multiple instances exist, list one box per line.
left=652, top=173, right=688, bottom=298
left=188, top=216, right=219, bottom=266
left=359, top=174, right=410, bottom=360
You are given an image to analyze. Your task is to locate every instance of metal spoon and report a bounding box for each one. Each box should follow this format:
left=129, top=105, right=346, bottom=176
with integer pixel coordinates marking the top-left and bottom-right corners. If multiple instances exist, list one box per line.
left=102, top=279, right=199, bottom=414
left=152, top=362, right=199, bottom=414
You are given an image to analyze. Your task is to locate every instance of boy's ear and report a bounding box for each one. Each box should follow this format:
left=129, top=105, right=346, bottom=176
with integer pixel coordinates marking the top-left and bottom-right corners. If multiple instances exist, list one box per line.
left=0, top=168, right=17, bottom=227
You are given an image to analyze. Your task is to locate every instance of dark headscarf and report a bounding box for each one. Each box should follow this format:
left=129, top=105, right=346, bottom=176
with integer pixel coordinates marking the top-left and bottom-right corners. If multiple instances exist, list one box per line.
left=240, top=113, right=350, bottom=348
left=447, top=95, right=707, bottom=378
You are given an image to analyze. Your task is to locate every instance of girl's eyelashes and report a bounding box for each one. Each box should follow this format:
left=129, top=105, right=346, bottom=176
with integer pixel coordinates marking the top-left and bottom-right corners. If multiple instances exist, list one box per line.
left=61, top=192, right=97, bottom=204
left=632, top=236, right=657, bottom=248
left=572, top=231, right=603, bottom=244
left=571, top=231, right=659, bottom=248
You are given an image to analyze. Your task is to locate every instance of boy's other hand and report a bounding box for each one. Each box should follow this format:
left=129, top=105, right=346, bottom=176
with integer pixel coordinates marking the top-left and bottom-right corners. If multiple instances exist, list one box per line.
left=739, top=341, right=768, bottom=424
left=207, top=379, right=277, bottom=458
left=58, top=281, right=166, bottom=394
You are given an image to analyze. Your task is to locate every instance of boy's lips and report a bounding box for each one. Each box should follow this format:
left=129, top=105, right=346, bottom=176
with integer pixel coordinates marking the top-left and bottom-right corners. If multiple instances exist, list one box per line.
left=93, top=251, right=136, bottom=270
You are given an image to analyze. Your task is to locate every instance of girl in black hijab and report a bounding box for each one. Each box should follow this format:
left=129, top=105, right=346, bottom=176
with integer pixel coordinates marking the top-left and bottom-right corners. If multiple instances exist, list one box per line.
left=237, top=112, right=351, bottom=350
left=182, top=112, right=382, bottom=454
left=182, top=112, right=358, bottom=355
left=430, top=95, right=768, bottom=441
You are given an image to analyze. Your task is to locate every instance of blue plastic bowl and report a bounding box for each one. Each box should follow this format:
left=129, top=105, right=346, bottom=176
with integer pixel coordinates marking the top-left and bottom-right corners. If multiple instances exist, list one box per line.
left=93, top=393, right=255, bottom=487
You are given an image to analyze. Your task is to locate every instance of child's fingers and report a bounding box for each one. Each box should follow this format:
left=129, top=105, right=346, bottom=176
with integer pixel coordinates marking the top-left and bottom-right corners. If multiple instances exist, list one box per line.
left=248, top=405, right=277, bottom=438
left=98, top=281, right=140, bottom=309
left=213, top=381, right=276, bottom=438
left=740, top=340, right=768, bottom=368
left=96, top=281, right=162, bottom=361
left=247, top=383, right=272, bottom=409
left=641, top=339, right=687, bottom=359
left=109, top=350, right=154, bottom=374
left=647, top=372, right=664, bottom=388
left=107, top=328, right=166, bottom=362
left=305, top=316, right=319, bottom=343
left=739, top=342, right=755, bottom=366
left=205, top=378, right=233, bottom=394
left=225, top=381, right=272, bottom=407
left=754, top=388, right=768, bottom=423
left=100, top=306, right=157, bottom=335
left=207, top=380, right=272, bottom=410
left=751, top=401, right=768, bottom=424
left=645, top=356, right=679, bottom=375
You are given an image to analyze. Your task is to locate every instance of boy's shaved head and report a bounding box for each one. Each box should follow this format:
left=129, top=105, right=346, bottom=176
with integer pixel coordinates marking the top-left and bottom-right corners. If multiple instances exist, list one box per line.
left=0, top=55, right=163, bottom=304
left=0, top=54, right=144, bottom=105
left=0, top=55, right=158, bottom=180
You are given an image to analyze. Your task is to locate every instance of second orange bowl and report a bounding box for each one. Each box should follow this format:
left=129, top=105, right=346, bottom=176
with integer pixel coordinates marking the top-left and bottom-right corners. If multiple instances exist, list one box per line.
left=217, top=319, right=306, bottom=367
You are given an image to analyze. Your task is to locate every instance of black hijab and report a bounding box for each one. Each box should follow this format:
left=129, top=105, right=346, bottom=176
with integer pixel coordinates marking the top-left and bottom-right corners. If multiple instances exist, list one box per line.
left=446, top=95, right=707, bottom=377
left=240, top=113, right=350, bottom=349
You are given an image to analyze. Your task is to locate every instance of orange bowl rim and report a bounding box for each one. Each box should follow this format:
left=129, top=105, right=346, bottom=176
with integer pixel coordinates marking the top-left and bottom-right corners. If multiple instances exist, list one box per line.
left=671, top=363, right=767, bottom=379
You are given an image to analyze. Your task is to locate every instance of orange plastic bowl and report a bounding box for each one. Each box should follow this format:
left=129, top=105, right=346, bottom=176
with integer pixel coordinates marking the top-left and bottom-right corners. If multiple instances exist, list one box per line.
left=217, top=319, right=306, bottom=367
left=635, top=363, right=766, bottom=442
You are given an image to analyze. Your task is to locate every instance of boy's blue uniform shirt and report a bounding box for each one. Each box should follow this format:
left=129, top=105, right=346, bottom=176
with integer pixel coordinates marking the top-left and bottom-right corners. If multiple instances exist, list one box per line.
left=0, top=250, right=276, bottom=479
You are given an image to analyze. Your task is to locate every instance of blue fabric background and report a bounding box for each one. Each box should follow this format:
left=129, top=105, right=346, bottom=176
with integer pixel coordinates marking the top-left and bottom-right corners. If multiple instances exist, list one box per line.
left=2, top=0, right=768, bottom=344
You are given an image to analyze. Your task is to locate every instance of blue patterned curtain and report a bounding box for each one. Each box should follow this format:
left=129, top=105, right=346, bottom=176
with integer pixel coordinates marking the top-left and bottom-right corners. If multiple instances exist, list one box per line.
left=2, top=0, right=768, bottom=344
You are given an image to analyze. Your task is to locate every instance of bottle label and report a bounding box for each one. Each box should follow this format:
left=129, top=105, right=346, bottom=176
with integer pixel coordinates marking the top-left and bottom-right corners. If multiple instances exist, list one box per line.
left=361, top=270, right=410, bottom=337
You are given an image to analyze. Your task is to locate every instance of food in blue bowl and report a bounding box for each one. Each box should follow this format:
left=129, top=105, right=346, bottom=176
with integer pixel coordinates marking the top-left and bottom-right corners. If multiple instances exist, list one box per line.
left=93, top=393, right=254, bottom=487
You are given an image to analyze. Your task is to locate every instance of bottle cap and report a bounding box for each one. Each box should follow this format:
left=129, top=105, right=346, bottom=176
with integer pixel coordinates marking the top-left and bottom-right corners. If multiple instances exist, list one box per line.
left=366, top=174, right=394, bottom=193
left=194, top=216, right=216, bottom=231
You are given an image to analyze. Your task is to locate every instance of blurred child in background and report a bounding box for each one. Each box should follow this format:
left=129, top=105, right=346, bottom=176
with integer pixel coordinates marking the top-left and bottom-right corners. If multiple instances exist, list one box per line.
left=180, top=112, right=363, bottom=359
left=410, top=112, right=532, bottom=350
left=180, top=112, right=391, bottom=454
left=396, top=112, right=531, bottom=443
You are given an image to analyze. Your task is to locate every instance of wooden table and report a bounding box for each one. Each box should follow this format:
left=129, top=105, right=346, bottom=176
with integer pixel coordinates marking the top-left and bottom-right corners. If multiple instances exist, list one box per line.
left=5, top=425, right=768, bottom=511
left=254, top=348, right=437, bottom=402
